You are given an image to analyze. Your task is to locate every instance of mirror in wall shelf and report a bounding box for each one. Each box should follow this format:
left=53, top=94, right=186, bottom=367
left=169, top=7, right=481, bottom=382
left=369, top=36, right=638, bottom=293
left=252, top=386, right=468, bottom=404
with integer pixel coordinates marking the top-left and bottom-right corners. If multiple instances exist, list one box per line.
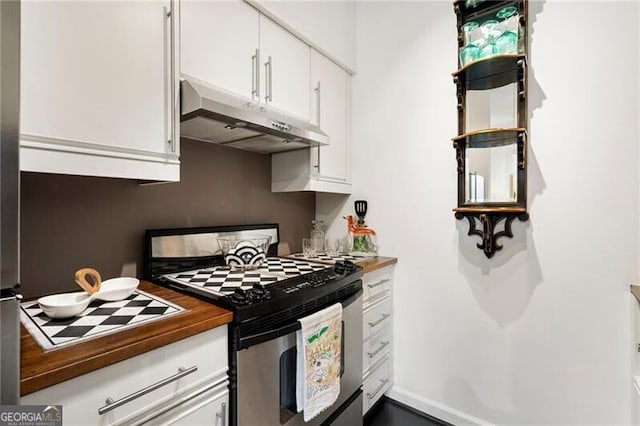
left=465, top=140, right=517, bottom=204
left=452, top=0, right=529, bottom=259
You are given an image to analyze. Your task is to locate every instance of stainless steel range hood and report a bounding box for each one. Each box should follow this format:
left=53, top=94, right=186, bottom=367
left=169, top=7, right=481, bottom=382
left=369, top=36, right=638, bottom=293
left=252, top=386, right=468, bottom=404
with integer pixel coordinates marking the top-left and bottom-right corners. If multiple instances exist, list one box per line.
left=180, top=78, right=329, bottom=154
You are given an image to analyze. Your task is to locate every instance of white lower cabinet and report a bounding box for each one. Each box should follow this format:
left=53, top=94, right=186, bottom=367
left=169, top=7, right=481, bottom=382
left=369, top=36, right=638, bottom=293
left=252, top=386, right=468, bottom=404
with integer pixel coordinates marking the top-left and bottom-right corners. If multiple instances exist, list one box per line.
left=362, top=265, right=395, bottom=415
left=21, top=327, right=228, bottom=426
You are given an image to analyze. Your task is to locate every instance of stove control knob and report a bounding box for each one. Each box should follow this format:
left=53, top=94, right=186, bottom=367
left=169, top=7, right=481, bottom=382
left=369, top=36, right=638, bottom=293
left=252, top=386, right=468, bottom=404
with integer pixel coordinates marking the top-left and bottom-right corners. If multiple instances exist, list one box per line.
left=344, top=260, right=356, bottom=273
left=231, top=288, right=249, bottom=305
left=251, top=283, right=271, bottom=300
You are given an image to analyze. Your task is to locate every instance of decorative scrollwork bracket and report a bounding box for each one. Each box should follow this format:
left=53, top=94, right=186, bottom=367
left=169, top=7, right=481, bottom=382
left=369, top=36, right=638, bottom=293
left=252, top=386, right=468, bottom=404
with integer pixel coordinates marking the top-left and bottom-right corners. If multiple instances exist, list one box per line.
left=454, top=211, right=529, bottom=258
left=453, top=140, right=465, bottom=174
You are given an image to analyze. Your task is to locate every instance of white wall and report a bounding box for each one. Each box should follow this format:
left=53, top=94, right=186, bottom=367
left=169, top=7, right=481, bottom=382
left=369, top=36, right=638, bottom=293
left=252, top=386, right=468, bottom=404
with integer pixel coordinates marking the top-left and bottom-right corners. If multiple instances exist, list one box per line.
left=317, top=1, right=639, bottom=424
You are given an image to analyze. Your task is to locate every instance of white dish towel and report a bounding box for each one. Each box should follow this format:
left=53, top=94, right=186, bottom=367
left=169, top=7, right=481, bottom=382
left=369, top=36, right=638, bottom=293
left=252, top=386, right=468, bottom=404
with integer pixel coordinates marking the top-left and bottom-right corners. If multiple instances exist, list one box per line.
left=296, top=302, right=342, bottom=422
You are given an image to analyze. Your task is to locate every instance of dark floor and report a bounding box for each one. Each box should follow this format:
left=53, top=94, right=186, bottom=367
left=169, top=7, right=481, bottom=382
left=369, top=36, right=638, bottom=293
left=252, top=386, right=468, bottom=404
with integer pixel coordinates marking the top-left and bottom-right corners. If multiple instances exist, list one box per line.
left=364, top=397, right=450, bottom=426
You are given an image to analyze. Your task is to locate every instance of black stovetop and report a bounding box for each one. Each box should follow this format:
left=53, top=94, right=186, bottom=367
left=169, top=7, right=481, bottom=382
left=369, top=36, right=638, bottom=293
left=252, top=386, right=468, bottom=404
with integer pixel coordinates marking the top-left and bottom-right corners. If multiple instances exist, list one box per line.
left=157, top=258, right=362, bottom=328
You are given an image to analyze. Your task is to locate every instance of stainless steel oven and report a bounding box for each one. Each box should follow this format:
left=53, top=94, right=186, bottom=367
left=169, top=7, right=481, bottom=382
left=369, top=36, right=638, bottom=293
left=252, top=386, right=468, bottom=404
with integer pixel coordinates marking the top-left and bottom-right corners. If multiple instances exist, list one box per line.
left=235, top=290, right=362, bottom=426
left=145, top=224, right=364, bottom=426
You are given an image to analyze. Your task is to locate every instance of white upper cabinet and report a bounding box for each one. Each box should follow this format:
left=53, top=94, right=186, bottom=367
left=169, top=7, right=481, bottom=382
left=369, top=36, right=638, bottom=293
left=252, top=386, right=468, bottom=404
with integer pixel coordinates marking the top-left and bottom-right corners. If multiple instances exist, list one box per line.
left=181, top=0, right=259, bottom=101
left=258, top=14, right=310, bottom=121
left=251, top=0, right=356, bottom=71
left=310, top=49, right=349, bottom=183
left=271, top=48, right=351, bottom=194
left=180, top=2, right=310, bottom=122
left=20, top=1, right=180, bottom=181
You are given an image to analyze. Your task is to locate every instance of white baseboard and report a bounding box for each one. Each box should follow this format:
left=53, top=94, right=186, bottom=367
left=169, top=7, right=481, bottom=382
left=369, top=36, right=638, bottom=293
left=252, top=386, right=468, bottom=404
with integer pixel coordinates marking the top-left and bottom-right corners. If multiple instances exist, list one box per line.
left=386, top=386, right=495, bottom=426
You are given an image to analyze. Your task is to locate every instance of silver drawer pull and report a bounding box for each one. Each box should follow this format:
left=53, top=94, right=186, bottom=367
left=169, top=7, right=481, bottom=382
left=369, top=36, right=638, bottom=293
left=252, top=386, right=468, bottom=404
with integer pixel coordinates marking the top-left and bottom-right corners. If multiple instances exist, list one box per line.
left=367, top=379, right=389, bottom=400
left=98, top=366, right=198, bottom=415
left=368, top=341, right=390, bottom=358
left=367, top=278, right=389, bottom=289
left=368, top=313, right=390, bottom=328
left=216, top=402, right=227, bottom=426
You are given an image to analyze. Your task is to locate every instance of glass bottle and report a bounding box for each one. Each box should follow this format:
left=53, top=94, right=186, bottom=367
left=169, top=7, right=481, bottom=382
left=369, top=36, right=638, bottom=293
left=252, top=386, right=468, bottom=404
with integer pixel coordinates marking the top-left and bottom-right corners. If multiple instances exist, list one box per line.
left=459, top=21, right=480, bottom=66
left=495, top=6, right=518, bottom=54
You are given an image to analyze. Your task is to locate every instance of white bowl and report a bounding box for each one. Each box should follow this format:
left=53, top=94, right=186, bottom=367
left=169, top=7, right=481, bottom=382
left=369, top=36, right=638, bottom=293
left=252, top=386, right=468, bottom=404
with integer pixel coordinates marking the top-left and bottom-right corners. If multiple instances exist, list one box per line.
left=38, top=292, right=92, bottom=319
left=93, top=277, right=139, bottom=301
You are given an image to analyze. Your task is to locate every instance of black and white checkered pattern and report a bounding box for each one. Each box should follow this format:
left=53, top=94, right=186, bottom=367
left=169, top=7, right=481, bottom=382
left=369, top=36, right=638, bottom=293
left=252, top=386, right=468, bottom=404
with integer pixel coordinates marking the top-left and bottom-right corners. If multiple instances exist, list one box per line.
left=256, top=257, right=329, bottom=276
left=162, top=258, right=329, bottom=296
left=164, top=266, right=284, bottom=294
left=20, top=290, right=184, bottom=351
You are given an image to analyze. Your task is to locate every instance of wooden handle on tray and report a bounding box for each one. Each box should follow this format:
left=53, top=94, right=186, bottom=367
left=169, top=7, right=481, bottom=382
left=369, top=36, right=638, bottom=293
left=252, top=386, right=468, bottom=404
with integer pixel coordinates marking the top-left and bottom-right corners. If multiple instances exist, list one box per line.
left=75, top=268, right=102, bottom=294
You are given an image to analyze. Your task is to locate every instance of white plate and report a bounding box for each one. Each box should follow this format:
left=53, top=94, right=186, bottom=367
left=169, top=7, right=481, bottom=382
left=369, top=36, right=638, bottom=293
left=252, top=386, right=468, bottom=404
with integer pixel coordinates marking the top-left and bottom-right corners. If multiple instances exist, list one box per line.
left=93, top=277, right=140, bottom=301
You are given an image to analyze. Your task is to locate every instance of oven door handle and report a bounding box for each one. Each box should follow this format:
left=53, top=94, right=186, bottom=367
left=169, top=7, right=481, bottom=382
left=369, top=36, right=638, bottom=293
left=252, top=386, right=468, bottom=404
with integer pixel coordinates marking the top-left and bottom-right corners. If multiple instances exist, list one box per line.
left=239, top=321, right=301, bottom=349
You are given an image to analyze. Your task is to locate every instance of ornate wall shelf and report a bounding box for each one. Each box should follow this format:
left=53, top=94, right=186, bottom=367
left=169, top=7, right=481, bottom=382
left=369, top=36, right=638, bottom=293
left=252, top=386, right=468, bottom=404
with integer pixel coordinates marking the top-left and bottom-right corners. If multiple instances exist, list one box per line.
left=454, top=209, right=529, bottom=258
left=453, top=54, right=526, bottom=91
left=452, top=0, right=529, bottom=258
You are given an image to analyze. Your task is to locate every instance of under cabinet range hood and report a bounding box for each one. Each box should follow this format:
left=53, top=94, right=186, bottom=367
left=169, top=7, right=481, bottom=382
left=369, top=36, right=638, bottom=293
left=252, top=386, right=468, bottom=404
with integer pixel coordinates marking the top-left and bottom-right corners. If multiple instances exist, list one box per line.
left=180, top=78, right=329, bottom=154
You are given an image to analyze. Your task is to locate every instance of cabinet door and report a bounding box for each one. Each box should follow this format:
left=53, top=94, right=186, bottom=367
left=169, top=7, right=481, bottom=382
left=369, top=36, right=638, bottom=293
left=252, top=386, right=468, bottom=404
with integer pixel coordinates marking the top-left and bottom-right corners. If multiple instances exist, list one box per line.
left=259, top=14, right=310, bottom=121
left=181, top=0, right=259, bottom=100
left=21, top=1, right=175, bottom=159
left=310, top=49, right=349, bottom=182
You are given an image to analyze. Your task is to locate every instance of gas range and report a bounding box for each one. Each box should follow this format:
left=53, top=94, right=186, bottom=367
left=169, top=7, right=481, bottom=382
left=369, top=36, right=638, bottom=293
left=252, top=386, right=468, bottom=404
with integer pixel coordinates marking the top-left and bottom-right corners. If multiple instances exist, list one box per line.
left=145, top=225, right=363, bottom=328
left=145, top=224, right=365, bottom=426
left=159, top=256, right=361, bottom=325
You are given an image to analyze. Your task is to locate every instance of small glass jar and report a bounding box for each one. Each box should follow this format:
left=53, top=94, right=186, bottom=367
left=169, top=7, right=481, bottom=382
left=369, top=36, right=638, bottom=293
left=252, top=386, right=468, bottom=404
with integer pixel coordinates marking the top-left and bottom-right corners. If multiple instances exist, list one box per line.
left=495, top=6, right=518, bottom=54
left=459, top=21, right=480, bottom=66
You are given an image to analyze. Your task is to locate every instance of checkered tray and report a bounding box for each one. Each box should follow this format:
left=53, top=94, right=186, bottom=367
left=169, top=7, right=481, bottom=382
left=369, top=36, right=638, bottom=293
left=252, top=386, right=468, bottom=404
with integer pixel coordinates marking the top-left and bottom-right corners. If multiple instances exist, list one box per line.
left=162, top=257, right=330, bottom=297
left=163, top=267, right=285, bottom=295
left=286, top=253, right=373, bottom=265
left=20, top=290, right=185, bottom=351
left=256, top=257, right=329, bottom=276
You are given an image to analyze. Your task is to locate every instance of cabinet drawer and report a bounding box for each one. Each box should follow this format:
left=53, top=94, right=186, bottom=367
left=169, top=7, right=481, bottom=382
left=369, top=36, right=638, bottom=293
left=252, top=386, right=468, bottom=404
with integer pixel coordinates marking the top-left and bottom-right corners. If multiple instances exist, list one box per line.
left=362, top=324, right=391, bottom=377
left=362, top=267, right=393, bottom=305
left=131, top=379, right=229, bottom=426
left=363, top=357, right=391, bottom=415
left=363, top=297, right=392, bottom=341
left=22, top=326, right=228, bottom=426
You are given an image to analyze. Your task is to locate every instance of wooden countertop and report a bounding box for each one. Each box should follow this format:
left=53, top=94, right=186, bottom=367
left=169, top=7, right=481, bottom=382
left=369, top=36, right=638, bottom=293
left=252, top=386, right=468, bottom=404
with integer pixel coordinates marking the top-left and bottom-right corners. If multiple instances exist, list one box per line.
left=21, top=281, right=233, bottom=396
left=358, top=256, right=398, bottom=274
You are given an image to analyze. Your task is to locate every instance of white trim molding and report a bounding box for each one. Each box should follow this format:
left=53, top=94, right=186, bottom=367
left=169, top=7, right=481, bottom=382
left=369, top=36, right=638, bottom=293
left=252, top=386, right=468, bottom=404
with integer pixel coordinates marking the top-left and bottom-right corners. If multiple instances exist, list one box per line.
left=20, top=134, right=180, bottom=182
left=386, top=386, right=495, bottom=426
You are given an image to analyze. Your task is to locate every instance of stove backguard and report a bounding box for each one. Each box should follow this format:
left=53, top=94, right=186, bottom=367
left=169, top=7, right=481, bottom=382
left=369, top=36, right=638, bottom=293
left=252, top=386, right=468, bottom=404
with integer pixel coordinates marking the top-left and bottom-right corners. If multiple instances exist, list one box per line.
left=145, top=223, right=280, bottom=280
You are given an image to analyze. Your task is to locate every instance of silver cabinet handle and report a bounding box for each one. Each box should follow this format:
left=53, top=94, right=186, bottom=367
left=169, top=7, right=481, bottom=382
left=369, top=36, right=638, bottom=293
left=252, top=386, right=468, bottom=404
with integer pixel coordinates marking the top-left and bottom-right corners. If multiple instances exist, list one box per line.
left=368, top=313, right=390, bottom=328
left=314, top=146, right=321, bottom=171
left=264, top=56, right=272, bottom=102
left=368, top=341, right=390, bottom=359
left=314, top=81, right=321, bottom=127
left=251, top=48, right=260, bottom=100
left=216, top=402, right=227, bottom=426
left=367, top=379, right=389, bottom=400
left=98, top=366, right=198, bottom=415
left=163, top=3, right=176, bottom=153
left=367, top=278, right=390, bottom=289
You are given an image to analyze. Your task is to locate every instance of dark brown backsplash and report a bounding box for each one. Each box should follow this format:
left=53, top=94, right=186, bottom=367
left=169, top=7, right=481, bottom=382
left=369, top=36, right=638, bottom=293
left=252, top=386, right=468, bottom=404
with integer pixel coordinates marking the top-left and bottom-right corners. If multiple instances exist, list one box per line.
left=20, top=138, right=315, bottom=298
